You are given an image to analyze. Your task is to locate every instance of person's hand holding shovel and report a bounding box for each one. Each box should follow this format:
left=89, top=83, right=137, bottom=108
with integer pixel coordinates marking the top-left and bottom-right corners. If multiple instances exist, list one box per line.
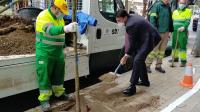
left=178, top=27, right=185, bottom=32
left=120, top=54, right=129, bottom=65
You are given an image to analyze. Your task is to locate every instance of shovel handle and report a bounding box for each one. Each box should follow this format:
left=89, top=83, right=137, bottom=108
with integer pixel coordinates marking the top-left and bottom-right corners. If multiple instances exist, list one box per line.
left=114, top=64, right=122, bottom=75
left=171, top=31, right=179, bottom=67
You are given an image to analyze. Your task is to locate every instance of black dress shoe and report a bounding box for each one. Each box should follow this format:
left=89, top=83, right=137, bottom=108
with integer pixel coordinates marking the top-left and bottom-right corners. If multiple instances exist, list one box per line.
left=122, top=85, right=136, bottom=96
left=168, top=58, right=179, bottom=63
left=146, top=67, right=152, bottom=73
left=155, top=67, right=165, bottom=73
left=136, top=81, right=150, bottom=87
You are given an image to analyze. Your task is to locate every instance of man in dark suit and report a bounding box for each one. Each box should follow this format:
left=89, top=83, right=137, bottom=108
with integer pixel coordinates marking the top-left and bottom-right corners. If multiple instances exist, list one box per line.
left=116, top=9, right=161, bottom=96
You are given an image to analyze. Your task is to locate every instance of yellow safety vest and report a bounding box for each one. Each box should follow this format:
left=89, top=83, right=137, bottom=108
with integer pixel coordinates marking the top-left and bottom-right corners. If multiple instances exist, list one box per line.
left=172, top=8, right=192, bottom=30
left=36, top=9, right=65, bottom=46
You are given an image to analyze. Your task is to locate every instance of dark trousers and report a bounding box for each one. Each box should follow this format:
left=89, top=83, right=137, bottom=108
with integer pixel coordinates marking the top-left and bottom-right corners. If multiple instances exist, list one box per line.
left=130, top=38, right=153, bottom=86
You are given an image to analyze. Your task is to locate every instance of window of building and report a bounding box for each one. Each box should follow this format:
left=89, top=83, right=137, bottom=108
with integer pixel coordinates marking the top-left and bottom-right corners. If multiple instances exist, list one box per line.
left=67, top=0, right=82, bottom=11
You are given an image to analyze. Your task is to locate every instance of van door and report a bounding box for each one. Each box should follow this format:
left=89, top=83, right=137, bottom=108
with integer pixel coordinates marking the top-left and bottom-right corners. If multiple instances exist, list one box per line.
left=88, top=0, right=126, bottom=54
left=64, top=0, right=89, bottom=80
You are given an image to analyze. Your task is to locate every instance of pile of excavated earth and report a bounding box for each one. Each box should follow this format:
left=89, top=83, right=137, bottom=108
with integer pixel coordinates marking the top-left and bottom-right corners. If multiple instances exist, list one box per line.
left=0, top=15, right=35, bottom=56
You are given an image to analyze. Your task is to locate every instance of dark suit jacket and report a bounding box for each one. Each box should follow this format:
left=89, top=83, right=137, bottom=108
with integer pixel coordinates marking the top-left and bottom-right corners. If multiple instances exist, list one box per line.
left=125, top=14, right=161, bottom=55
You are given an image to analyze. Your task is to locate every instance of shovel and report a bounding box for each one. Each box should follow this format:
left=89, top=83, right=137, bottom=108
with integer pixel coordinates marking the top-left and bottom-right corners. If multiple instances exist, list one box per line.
left=99, top=63, right=123, bottom=83
left=114, top=63, right=123, bottom=76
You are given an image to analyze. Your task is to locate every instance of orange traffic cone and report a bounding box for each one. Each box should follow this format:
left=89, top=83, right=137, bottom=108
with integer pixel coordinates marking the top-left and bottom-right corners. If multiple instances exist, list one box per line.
left=180, top=62, right=194, bottom=88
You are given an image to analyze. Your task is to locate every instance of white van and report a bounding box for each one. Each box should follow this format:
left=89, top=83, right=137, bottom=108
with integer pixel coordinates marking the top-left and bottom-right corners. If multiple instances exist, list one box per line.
left=0, top=0, right=130, bottom=99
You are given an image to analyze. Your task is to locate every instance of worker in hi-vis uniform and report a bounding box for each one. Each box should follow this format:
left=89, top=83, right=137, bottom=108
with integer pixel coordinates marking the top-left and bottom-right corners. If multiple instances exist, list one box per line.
left=146, top=0, right=173, bottom=73
left=35, top=0, right=77, bottom=111
left=169, top=0, right=192, bottom=67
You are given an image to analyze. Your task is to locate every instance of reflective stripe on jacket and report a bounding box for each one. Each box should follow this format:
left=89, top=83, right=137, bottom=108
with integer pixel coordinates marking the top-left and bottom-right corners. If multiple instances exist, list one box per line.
left=36, top=9, right=65, bottom=46
left=172, top=8, right=192, bottom=30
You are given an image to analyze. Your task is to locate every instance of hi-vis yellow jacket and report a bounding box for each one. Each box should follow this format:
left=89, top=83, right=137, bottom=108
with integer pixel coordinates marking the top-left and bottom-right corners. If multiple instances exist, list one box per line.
left=172, top=8, right=192, bottom=30
left=36, top=8, right=65, bottom=56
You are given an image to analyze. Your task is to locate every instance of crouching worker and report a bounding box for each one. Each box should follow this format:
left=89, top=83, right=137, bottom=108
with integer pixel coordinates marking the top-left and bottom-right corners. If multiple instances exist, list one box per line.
left=35, top=0, right=78, bottom=111
left=116, top=9, right=161, bottom=96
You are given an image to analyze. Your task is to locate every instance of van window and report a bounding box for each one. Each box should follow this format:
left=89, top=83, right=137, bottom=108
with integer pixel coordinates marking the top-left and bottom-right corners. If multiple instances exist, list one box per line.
left=99, top=0, right=117, bottom=22
left=67, top=0, right=82, bottom=11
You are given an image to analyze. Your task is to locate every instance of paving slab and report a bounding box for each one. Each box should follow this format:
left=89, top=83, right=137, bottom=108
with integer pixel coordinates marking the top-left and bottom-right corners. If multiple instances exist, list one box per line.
left=77, top=55, right=200, bottom=112
left=75, top=28, right=200, bottom=112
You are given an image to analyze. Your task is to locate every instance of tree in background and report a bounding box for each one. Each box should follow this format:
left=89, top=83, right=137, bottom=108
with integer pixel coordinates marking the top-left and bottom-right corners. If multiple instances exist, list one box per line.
left=142, top=0, right=148, bottom=16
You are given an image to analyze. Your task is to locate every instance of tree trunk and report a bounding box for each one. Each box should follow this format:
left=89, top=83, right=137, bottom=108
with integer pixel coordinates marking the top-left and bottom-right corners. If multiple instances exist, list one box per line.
left=142, top=0, right=147, bottom=17
left=72, top=0, right=81, bottom=112
left=125, top=0, right=128, bottom=11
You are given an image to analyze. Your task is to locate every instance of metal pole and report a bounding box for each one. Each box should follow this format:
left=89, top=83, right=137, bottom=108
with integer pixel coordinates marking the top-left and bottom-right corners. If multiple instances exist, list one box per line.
left=72, top=0, right=81, bottom=112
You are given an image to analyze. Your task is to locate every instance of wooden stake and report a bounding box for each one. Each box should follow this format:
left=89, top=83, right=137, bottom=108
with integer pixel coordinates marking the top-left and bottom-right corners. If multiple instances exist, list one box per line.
left=72, top=0, right=81, bottom=112
left=142, top=0, right=147, bottom=17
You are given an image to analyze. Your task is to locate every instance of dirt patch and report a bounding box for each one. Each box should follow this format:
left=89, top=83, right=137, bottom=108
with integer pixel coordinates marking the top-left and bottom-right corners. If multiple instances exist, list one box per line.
left=111, top=95, right=160, bottom=112
left=34, top=79, right=160, bottom=112
left=132, top=96, right=160, bottom=112
left=89, top=82, right=119, bottom=102
left=99, top=72, right=117, bottom=82
left=0, top=15, right=35, bottom=56
left=0, top=15, right=31, bottom=29
left=83, top=81, right=160, bottom=112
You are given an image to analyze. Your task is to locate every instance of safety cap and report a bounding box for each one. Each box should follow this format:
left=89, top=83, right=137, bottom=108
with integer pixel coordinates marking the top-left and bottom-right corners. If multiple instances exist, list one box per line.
left=54, top=0, right=69, bottom=15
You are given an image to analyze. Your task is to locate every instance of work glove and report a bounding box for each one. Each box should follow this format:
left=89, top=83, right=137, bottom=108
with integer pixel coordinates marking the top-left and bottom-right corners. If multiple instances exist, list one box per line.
left=168, top=33, right=172, bottom=38
left=64, top=22, right=78, bottom=33
left=178, top=27, right=185, bottom=32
